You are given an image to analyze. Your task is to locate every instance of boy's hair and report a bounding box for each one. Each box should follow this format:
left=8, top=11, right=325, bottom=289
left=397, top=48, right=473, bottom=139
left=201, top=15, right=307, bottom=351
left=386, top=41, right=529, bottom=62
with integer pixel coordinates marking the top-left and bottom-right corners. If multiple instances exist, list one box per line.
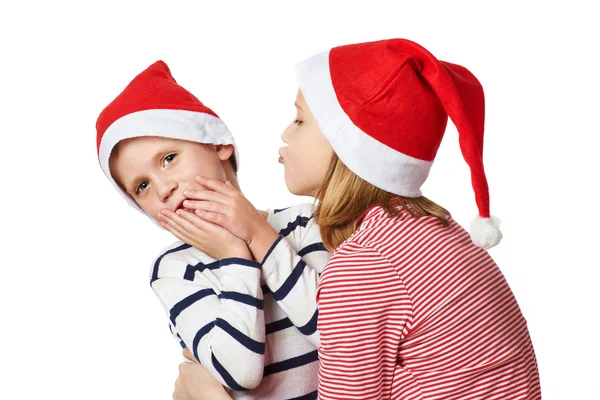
left=314, top=153, right=451, bottom=252
left=109, top=139, right=238, bottom=195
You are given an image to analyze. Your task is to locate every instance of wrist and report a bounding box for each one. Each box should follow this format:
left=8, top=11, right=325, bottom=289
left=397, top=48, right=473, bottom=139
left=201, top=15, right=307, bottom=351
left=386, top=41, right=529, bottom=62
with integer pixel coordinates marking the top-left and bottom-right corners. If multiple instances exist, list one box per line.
left=245, top=213, right=268, bottom=245
left=247, top=223, right=280, bottom=264
left=223, top=244, right=252, bottom=260
left=210, top=386, right=233, bottom=400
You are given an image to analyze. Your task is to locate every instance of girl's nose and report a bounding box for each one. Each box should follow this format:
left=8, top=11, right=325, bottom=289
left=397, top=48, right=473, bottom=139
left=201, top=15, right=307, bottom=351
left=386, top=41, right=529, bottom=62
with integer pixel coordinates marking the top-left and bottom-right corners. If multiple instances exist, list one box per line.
left=281, top=127, right=290, bottom=144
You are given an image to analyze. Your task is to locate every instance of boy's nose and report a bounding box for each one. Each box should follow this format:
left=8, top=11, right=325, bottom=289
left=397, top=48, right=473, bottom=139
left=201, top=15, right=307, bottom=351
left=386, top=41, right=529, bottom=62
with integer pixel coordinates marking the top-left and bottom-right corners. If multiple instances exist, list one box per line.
left=158, top=180, right=177, bottom=202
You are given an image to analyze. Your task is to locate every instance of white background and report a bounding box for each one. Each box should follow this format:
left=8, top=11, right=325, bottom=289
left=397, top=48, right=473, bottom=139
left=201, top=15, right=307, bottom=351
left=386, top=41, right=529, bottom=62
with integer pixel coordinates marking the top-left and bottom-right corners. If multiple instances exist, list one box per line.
left=1, top=1, right=598, bottom=399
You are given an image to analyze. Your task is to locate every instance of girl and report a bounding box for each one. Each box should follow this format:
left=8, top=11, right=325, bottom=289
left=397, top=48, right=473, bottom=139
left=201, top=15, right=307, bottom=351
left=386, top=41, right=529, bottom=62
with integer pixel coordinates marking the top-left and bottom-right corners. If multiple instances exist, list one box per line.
left=170, top=38, right=541, bottom=399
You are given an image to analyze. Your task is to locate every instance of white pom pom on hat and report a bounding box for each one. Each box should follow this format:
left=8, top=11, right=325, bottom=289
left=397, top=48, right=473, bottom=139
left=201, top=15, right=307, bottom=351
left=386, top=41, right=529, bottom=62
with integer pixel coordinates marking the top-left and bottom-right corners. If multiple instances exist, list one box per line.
left=470, top=216, right=503, bottom=250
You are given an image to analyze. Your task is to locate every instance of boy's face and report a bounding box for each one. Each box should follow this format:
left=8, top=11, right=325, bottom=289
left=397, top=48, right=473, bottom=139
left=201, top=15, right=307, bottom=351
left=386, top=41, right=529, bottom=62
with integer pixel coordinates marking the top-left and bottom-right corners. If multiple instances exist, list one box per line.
left=280, top=90, right=334, bottom=198
left=110, top=136, right=234, bottom=222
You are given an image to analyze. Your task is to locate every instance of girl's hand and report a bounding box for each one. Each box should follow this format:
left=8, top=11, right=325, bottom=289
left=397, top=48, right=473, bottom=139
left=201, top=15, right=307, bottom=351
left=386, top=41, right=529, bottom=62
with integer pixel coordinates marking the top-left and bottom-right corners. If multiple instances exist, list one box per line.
left=174, top=361, right=232, bottom=400
left=157, top=208, right=251, bottom=261
left=183, top=176, right=269, bottom=246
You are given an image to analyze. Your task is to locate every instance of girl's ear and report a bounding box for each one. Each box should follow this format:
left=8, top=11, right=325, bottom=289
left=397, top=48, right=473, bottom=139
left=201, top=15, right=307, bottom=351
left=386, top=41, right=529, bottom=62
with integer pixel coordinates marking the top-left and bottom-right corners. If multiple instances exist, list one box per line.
left=215, top=144, right=234, bottom=161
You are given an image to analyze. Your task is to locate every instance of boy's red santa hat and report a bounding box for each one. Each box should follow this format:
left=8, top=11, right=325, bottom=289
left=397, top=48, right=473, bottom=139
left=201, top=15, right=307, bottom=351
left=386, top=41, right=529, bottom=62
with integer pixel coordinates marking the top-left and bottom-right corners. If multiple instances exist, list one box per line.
left=296, top=38, right=502, bottom=249
left=95, top=60, right=239, bottom=215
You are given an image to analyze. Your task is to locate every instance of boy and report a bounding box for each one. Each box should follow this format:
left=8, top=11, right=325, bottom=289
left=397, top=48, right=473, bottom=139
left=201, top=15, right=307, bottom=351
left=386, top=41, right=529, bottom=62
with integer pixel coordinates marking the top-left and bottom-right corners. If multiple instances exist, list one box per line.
left=95, top=60, right=329, bottom=399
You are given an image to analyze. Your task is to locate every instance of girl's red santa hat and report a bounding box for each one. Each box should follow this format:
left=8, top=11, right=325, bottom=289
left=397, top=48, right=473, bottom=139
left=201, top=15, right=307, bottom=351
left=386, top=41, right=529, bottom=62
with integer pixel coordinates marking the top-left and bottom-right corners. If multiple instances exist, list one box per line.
left=95, top=60, right=239, bottom=216
left=296, top=38, right=502, bottom=249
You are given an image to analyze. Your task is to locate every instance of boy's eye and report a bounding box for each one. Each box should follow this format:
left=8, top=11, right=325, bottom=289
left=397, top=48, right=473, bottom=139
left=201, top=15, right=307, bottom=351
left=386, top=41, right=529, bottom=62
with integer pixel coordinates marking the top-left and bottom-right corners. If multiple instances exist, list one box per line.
left=293, top=119, right=303, bottom=126
left=136, top=181, right=149, bottom=194
left=163, top=153, right=176, bottom=166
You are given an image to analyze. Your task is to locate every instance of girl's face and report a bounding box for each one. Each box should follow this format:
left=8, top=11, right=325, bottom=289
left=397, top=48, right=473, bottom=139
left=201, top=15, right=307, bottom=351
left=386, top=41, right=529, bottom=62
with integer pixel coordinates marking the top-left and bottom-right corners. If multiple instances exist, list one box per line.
left=280, top=90, right=334, bottom=198
left=110, top=136, right=234, bottom=221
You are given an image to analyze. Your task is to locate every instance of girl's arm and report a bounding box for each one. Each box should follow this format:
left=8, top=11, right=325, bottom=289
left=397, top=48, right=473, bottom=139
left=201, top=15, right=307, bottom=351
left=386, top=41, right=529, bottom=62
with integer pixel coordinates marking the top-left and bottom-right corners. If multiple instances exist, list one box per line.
left=151, top=242, right=265, bottom=391
left=316, top=242, right=412, bottom=399
left=172, top=349, right=234, bottom=400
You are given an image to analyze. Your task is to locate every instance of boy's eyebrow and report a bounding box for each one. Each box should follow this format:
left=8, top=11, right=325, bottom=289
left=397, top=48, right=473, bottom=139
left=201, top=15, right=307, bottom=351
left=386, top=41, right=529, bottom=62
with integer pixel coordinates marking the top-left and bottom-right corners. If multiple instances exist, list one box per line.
left=125, top=150, right=165, bottom=194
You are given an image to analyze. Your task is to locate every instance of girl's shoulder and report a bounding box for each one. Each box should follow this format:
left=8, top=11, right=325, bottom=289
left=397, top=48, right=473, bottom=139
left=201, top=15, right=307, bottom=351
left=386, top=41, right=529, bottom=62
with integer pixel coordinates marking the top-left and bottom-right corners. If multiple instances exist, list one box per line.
left=351, top=206, right=467, bottom=251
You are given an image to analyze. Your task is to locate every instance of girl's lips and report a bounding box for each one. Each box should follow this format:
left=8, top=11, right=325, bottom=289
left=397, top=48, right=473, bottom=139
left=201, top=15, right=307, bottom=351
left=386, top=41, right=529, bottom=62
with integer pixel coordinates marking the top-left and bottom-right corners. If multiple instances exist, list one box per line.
left=278, top=156, right=284, bottom=164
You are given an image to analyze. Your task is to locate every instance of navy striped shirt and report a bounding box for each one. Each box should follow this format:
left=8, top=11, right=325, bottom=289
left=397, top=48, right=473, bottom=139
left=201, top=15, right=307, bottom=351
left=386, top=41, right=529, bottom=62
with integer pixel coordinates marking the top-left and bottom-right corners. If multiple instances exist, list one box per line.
left=151, top=203, right=329, bottom=399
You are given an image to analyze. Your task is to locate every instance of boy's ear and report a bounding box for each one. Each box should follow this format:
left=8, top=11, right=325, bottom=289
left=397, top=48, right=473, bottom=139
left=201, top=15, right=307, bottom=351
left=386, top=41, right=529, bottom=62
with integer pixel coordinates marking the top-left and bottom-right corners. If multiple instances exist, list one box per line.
left=215, top=144, right=234, bottom=161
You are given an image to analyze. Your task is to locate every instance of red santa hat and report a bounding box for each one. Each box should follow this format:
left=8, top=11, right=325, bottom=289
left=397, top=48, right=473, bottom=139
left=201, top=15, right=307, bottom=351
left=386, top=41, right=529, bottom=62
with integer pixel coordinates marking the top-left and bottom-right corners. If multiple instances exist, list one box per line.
left=95, top=60, right=239, bottom=216
left=295, top=38, right=502, bottom=249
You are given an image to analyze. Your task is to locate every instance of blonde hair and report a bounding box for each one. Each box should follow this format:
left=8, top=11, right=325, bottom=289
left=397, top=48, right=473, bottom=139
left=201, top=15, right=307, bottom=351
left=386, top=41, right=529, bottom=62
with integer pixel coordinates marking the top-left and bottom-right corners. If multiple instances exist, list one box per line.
left=313, top=153, right=451, bottom=252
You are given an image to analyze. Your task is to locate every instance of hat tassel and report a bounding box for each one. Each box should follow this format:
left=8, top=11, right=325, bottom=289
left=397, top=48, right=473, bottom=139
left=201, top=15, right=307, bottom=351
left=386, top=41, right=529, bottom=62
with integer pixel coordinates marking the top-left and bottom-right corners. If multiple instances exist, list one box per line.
left=470, top=215, right=502, bottom=250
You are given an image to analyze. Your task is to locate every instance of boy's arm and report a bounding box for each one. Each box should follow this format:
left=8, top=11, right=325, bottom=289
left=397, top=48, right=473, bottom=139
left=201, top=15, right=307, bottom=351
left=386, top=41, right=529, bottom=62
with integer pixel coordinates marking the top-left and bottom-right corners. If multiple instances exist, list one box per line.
left=251, top=205, right=329, bottom=348
left=182, top=178, right=328, bottom=347
left=151, top=251, right=265, bottom=391
left=168, top=320, right=186, bottom=348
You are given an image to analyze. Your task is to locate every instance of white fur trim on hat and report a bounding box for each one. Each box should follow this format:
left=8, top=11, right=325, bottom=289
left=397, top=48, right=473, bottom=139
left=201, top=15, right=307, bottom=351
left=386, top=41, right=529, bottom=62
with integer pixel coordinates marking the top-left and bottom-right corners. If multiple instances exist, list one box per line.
left=98, top=108, right=240, bottom=217
left=295, top=49, right=432, bottom=198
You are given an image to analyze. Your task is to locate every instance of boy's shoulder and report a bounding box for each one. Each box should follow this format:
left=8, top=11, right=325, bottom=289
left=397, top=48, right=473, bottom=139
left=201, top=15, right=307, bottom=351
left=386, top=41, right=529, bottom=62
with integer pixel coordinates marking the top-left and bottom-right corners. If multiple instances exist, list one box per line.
left=267, top=202, right=321, bottom=250
left=268, top=202, right=315, bottom=227
left=149, top=240, right=214, bottom=282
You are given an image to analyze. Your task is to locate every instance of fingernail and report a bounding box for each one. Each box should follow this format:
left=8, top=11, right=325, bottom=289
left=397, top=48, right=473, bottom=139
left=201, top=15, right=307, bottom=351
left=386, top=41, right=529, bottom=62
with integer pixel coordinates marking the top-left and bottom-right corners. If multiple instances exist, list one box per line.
left=161, top=209, right=168, bottom=215
left=183, top=190, right=190, bottom=196
left=183, top=200, right=190, bottom=207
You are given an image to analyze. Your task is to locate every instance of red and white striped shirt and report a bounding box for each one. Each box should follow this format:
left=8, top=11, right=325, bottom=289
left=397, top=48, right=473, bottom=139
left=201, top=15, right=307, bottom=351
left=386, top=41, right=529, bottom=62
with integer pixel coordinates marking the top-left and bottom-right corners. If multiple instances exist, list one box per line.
left=316, top=205, right=541, bottom=399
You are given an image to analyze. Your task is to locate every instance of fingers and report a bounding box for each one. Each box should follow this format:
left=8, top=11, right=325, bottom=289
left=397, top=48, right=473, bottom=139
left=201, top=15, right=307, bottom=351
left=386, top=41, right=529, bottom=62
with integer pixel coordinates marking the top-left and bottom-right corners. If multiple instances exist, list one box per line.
left=161, top=209, right=208, bottom=234
left=183, top=200, right=230, bottom=216
left=162, top=221, right=193, bottom=245
left=184, top=188, right=232, bottom=206
left=182, top=347, right=198, bottom=363
left=173, top=372, right=190, bottom=400
left=194, top=209, right=227, bottom=227
left=179, top=361, right=194, bottom=374
left=194, top=176, right=238, bottom=196
left=159, top=210, right=199, bottom=242
left=174, top=208, right=224, bottom=233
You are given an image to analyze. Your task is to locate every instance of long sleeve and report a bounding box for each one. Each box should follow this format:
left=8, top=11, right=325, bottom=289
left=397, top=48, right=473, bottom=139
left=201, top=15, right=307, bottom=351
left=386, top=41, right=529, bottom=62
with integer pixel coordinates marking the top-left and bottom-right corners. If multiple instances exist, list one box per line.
left=168, top=320, right=185, bottom=348
left=151, top=252, right=265, bottom=391
left=260, top=205, right=329, bottom=348
left=315, top=241, right=412, bottom=400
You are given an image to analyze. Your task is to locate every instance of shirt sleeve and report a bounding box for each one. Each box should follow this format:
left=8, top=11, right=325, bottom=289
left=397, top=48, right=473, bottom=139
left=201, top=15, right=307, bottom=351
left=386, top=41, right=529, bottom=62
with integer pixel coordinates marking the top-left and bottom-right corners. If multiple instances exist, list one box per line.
left=168, top=320, right=185, bottom=348
left=315, top=242, right=412, bottom=400
left=260, top=205, right=327, bottom=348
left=151, top=254, right=265, bottom=391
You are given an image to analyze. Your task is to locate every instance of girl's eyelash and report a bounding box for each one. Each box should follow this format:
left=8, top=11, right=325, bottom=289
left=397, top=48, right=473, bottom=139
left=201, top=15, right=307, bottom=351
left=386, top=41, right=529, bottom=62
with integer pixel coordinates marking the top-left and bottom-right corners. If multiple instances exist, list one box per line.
left=294, top=119, right=303, bottom=125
